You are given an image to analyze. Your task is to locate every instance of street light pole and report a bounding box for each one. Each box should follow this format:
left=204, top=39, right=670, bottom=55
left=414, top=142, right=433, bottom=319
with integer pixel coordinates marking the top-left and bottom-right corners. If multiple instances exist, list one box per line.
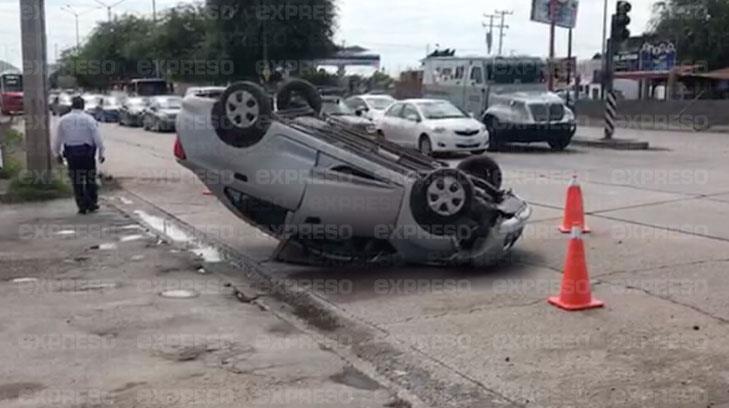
left=94, top=0, right=126, bottom=22
left=61, top=5, right=98, bottom=51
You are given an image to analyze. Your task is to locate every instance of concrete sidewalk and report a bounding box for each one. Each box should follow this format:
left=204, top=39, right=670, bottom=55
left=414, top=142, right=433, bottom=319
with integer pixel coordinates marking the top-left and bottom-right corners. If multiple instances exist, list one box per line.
left=0, top=199, right=411, bottom=407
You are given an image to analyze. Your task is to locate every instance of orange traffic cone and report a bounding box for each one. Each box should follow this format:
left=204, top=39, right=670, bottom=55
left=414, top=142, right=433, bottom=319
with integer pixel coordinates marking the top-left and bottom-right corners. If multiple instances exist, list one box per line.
left=559, top=175, right=590, bottom=233
left=548, top=226, right=604, bottom=311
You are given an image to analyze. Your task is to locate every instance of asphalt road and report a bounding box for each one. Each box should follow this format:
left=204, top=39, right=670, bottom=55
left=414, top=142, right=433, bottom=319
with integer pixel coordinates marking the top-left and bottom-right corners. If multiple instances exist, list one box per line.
left=84, top=118, right=729, bottom=407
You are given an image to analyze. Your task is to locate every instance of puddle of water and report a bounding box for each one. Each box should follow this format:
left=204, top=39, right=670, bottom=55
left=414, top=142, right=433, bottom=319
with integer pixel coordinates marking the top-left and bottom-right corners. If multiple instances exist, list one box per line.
left=329, top=366, right=381, bottom=391
left=120, top=234, right=145, bottom=242
left=160, top=289, right=199, bottom=299
left=134, top=210, right=223, bottom=263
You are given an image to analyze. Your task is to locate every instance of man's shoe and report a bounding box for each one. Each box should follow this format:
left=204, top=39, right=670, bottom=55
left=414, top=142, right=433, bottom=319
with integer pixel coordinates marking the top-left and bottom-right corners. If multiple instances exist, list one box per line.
left=89, top=205, right=100, bottom=213
left=78, top=209, right=88, bottom=215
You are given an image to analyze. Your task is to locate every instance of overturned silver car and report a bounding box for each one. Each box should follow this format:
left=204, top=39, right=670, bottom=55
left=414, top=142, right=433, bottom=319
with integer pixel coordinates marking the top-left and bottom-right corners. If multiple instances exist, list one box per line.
left=174, top=79, right=531, bottom=266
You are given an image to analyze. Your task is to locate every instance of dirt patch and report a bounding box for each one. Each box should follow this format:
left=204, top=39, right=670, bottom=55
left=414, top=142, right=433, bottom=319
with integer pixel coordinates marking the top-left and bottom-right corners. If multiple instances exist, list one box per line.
left=329, top=366, right=381, bottom=391
left=0, top=382, right=45, bottom=401
left=291, top=302, right=340, bottom=332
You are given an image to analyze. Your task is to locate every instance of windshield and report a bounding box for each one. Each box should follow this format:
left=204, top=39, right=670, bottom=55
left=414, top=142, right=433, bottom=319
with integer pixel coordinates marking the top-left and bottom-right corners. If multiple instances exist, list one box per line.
left=126, top=98, right=147, bottom=107
left=83, top=95, right=101, bottom=106
left=103, top=97, right=119, bottom=107
left=134, top=81, right=168, bottom=96
left=158, top=97, right=182, bottom=109
left=59, top=94, right=72, bottom=104
left=363, top=96, right=394, bottom=110
left=416, top=101, right=467, bottom=120
left=322, top=100, right=355, bottom=116
left=2, top=74, right=22, bottom=93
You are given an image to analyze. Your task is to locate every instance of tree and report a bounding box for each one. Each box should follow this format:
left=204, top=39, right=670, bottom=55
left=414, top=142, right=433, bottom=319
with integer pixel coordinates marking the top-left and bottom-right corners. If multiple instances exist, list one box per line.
left=650, top=0, right=729, bottom=70
left=204, top=0, right=337, bottom=80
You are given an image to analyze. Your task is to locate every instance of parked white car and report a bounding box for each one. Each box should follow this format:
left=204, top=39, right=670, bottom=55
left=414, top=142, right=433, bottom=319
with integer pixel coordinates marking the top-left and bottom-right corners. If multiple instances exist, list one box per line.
left=377, top=99, right=489, bottom=156
left=344, top=94, right=396, bottom=122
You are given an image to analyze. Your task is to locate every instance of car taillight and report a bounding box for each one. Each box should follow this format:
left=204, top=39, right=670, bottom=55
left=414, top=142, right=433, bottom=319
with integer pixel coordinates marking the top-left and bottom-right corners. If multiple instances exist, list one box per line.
left=173, top=136, right=186, bottom=160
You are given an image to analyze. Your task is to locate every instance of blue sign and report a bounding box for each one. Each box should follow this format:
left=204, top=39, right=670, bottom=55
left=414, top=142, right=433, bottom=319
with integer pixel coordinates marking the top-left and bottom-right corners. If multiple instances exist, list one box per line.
left=639, top=42, right=677, bottom=71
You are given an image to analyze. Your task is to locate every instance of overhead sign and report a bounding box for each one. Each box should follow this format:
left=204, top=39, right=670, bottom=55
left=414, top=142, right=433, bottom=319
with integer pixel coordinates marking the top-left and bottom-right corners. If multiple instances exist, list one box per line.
left=615, top=36, right=677, bottom=72
left=531, top=0, right=579, bottom=29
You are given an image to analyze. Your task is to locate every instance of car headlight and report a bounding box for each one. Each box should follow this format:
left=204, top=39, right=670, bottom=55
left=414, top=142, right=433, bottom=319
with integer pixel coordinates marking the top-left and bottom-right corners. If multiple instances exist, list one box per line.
left=432, top=127, right=447, bottom=133
left=564, top=107, right=575, bottom=121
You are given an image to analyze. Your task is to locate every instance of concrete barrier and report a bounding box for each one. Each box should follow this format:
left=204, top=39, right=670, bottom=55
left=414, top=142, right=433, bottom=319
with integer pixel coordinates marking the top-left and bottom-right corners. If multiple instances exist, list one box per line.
left=575, top=99, right=729, bottom=132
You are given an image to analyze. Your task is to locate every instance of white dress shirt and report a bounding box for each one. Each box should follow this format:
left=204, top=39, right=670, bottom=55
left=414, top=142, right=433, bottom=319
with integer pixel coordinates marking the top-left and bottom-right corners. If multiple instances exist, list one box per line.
left=53, top=109, right=105, bottom=159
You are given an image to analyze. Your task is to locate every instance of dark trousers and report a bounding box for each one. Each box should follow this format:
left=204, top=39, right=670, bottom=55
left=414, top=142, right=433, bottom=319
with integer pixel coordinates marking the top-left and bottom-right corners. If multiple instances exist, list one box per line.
left=64, top=145, right=98, bottom=211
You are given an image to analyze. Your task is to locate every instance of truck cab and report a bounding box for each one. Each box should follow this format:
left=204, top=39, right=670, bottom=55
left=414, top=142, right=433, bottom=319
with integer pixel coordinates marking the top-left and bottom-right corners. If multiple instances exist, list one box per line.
left=422, top=56, right=576, bottom=151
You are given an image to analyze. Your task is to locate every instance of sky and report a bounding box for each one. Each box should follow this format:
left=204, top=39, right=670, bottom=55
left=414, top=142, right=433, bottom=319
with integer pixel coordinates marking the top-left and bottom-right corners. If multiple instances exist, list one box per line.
left=0, top=0, right=658, bottom=75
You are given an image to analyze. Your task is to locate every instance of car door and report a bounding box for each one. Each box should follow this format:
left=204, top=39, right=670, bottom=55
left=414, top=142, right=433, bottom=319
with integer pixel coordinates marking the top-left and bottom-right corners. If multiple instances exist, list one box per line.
left=465, top=63, right=487, bottom=116
left=399, top=104, right=422, bottom=148
left=379, top=103, right=404, bottom=142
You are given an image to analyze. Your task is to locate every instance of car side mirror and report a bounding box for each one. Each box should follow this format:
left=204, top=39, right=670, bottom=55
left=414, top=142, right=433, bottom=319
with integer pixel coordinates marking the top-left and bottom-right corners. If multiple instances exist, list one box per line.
left=355, top=109, right=364, bottom=117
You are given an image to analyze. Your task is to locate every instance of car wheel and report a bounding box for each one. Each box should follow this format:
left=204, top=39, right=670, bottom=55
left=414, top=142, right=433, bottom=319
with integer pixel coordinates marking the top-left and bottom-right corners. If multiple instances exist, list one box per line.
left=419, top=135, right=433, bottom=156
left=548, top=134, right=572, bottom=151
left=142, top=117, right=150, bottom=131
left=376, top=129, right=385, bottom=141
left=212, top=81, right=273, bottom=148
left=410, top=169, right=474, bottom=236
left=275, top=79, right=322, bottom=113
left=485, top=116, right=503, bottom=152
left=458, top=155, right=503, bottom=189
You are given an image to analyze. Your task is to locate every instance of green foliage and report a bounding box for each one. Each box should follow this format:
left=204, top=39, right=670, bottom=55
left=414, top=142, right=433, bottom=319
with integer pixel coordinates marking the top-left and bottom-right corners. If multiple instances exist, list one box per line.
left=0, top=157, right=21, bottom=179
left=4, top=170, right=72, bottom=203
left=57, top=0, right=337, bottom=87
left=650, top=0, right=729, bottom=70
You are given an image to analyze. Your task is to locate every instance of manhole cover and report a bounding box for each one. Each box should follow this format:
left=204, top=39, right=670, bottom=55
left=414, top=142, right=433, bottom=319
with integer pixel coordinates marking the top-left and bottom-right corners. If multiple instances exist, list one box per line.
left=159, top=290, right=199, bottom=299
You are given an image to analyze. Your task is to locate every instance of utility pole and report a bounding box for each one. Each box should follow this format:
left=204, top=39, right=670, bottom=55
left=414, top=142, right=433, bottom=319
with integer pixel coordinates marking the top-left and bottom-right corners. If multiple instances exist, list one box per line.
left=482, top=14, right=495, bottom=55
left=94, top=0, right=126, bottom=22
left=20, top=0, right=51, bottom=177
left=495, top=10, right=513, bottom=56
left=548, top=0, right=557, bottom=91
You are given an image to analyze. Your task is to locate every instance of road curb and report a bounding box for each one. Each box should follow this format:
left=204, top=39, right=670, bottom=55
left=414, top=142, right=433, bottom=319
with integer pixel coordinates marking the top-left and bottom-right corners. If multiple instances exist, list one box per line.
left=571, top=137, right=650, bottom=150
left=103, top=189, right=519, bottom=408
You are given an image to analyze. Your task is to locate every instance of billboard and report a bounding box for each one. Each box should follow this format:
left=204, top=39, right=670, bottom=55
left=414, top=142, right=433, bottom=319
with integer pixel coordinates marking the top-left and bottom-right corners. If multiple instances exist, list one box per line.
left=614, top=36, right=677, bottom=72
left=531, top=0, right=579, bottom=29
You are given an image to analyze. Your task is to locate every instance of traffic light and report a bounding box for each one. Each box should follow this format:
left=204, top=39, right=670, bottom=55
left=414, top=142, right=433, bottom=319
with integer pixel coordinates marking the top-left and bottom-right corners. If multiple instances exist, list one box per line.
left=612, top=1, right=632, bottom=43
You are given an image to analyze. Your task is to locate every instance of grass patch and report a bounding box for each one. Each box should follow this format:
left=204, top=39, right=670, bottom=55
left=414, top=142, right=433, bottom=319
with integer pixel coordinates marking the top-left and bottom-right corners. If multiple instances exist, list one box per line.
left=0, top=156, right=21, bottom=179
left=2, top=170, right=73, bottom=203
left=1, top=128, right=25, bottom=180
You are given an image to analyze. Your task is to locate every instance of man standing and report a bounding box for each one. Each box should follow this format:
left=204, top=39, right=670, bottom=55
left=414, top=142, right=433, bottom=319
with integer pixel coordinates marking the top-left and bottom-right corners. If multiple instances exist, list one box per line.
left=53, top=96, right=106, bottom=214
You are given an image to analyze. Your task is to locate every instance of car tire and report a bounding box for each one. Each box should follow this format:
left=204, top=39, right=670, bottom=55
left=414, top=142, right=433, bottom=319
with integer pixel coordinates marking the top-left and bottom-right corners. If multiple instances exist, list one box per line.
left=212, top=81, right=273, bottom=148
left=410, top=169, right=474, bottom=236
left=485, top=116, right=503, bottom=152
left=275, top=79, right=322, bottom=114
left=419, top=135, right=433, bottom=156
left=548, top=133, right=572, bottom=151
left=458, top=155, right=503, bottom=189
left=376, top=129, right=385, bottom=141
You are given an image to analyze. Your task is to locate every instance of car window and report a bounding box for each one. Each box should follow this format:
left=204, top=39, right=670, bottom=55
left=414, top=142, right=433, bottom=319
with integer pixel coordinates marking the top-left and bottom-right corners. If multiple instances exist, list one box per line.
left=470, top=66, right=483, bottom=84
left=415, top=101, right=467, bottom=120
left=401, top=104, right=421, bottom=121
left=363, top=96, right=394, bottom=111
left=345, top=97, right=365, bottom=110
left=385, top=103, right=404, bottom=117
left=454, top=66, right=465, bottom=80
